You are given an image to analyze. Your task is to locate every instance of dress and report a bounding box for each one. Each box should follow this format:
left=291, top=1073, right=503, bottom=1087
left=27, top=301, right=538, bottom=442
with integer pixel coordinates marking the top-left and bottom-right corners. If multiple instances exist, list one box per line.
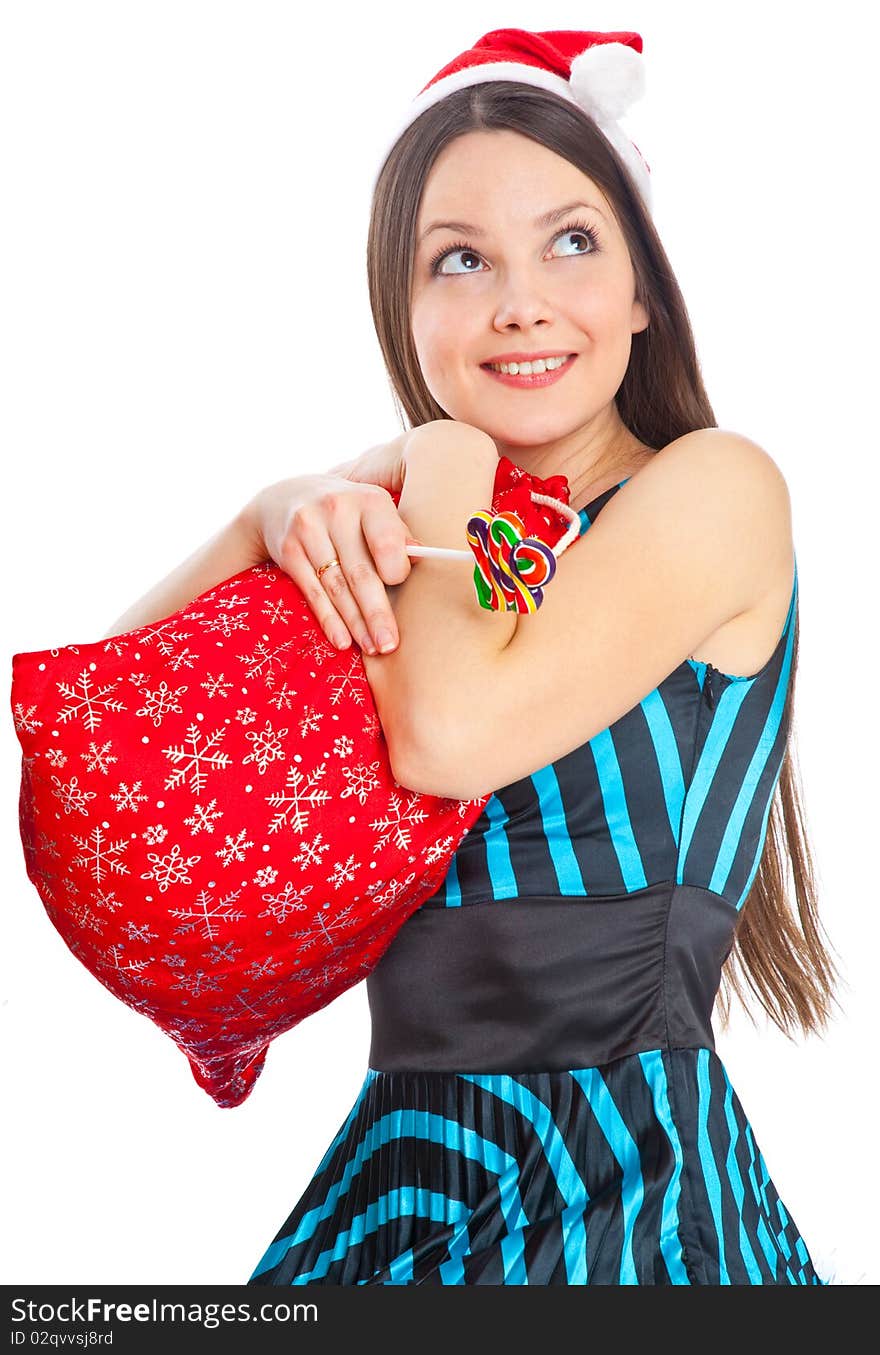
left=246, top=477, right=825, bottom=1286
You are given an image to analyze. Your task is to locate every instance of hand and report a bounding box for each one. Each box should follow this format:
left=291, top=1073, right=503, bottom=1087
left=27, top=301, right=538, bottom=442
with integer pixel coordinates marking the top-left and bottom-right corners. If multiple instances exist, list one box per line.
left=246, top=438, right=421, bottom=655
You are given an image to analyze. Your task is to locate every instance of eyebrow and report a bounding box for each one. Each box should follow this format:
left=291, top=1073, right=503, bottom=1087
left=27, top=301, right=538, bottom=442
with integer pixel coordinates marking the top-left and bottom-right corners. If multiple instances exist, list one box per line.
left=418, top=199, right=608, bottom=243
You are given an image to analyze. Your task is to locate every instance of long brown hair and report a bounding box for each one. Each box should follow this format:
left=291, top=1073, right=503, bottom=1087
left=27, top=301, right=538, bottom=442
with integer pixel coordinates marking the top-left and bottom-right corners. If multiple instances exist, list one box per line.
left=365, top=81, right=839, bottom=1038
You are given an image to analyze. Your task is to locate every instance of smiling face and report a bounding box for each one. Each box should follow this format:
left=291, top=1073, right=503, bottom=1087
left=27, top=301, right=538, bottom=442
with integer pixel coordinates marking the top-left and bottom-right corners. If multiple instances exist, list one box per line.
left=410, top=128, right=651, bottom=475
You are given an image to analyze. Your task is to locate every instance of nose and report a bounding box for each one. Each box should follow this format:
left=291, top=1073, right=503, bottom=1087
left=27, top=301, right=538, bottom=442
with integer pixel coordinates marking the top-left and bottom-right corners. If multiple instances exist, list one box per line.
left=491, top=273, right=554, bottom=332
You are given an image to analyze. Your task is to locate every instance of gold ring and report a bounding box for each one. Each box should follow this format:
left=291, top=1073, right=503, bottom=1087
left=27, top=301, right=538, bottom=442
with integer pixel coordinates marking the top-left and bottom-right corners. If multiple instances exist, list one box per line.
left=316, top=558, right=342, bottom=581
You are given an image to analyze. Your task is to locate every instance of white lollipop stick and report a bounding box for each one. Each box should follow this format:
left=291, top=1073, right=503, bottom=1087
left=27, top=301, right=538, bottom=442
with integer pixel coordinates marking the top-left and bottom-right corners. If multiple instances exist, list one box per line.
left=403, top=492, right=581, bottom=561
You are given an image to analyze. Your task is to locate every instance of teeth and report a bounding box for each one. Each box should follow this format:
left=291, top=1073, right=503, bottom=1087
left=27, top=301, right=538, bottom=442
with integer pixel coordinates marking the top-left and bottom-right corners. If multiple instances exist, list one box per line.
left=488, top=355, right=570, bottom=375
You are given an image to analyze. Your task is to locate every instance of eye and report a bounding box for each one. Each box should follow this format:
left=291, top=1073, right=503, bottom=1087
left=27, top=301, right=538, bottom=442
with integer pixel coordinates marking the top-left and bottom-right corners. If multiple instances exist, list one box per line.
left=549, top=220, right=602, bottom=258
left=428, top=218, right=602, bottom=276
left=429, top=239, right=484, bottom=276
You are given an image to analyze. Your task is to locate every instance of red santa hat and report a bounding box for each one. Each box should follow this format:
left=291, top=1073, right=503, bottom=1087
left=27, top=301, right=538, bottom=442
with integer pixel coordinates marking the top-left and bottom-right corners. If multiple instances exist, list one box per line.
left=373, top=27, right=652, bottom=211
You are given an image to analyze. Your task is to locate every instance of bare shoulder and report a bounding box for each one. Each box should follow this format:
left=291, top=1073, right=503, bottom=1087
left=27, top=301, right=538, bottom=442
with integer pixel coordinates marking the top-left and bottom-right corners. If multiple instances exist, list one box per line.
left=640, top=426, right=791, bottom=519
left=641, top=427, right=795, bottom=675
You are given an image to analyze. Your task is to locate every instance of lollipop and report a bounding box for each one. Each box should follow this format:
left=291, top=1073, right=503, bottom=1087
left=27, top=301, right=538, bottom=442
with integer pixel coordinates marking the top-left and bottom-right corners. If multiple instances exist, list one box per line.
left=401, top=455, right=581, bottom=612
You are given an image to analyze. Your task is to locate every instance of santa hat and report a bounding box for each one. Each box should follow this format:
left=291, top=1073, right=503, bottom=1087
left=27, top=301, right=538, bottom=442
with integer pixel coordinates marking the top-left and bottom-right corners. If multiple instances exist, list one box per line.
left=372, top=27, right=652, bottom=211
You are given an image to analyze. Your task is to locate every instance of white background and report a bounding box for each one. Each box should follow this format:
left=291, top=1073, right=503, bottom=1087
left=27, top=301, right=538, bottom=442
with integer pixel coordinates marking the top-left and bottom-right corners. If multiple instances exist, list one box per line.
left=2, top=1, right=876, bottom=1286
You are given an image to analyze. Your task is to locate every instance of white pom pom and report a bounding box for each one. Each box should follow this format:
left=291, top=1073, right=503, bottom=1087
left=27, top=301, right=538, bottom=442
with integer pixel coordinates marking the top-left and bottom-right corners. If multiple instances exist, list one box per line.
left=569, top=41, right=645, bottom=124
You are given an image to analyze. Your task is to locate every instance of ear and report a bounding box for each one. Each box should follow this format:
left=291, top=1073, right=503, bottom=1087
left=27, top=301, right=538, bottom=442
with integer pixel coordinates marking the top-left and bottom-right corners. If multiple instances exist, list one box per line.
left=631, top=296, right=650, bottom=334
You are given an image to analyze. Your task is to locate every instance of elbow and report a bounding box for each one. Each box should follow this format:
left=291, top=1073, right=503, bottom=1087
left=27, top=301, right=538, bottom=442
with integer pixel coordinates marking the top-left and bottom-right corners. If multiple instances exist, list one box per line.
left=389, top=733, right=476, bottom=802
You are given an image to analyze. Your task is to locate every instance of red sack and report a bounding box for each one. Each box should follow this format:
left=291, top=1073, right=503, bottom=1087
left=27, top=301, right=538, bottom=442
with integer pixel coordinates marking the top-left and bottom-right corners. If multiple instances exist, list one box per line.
left=9, top=456, right=572, bottom=1107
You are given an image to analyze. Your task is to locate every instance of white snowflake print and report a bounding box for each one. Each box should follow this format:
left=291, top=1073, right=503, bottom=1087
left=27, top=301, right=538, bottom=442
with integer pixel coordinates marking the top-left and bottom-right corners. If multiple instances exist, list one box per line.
left=13, top=703, right=42, bottom=736
left=169, top=968, right=223, bottom=999
left=339, top=760, right=383, bottom=806
left=266, top=683, right=298, bottom=712
left=140, top=842, right=201, bottom=892
left=296, top=958, right=353, bottom=998
left=162, top=722, right=231, bottom=794
left=205, top=939, right=244, bottom=966
left=215, top=590, right=250, bottom=610
left=327, top=853, right=359, bottom=890
left=183, top=799, right=224, bottom=835
left=369, top=792, right=431, bottom=853
left=424, top=833, right=457, bottom=866
left=121, top=920, right=160, bottom=943
left=244, top=956, right=283, bottom=983
left=200, top=609, right=249, bottom=639
left=71, top=825, right=131, bottom=882
left=66, top=898, right=108, bottom=936
left=215, top=829, right=254, bottom=868
left=236, top=636, right=296, bottom=690
left=290, top=901, right=359, bottom=952
left=44, top=748, right=68, bottom=768
left=135, top=679, right=189, bottom=728
left=235, top=706, right=258, bottom=725
left=142, top=823, right=168, bottom=846
left=252, top=865, right=278, bottom=887
left=102, top=942, right=153, bottom=976
left=80, top=741, right=118, bottom=775
left=297, top=707, right=324, bottom=738
left=265, top=762, right=330, bottom=835
left=199, top=672, right=234, bottom=699
left=364, top=869, right=420, bottom=914
left=257, top=880, right=312, bottom=924
left=168, top=886, right=246, bottom=941
left=242, top=719, right=288, bottom=776
left=92, top=886, right=124, bottom=912
left=262, top=598, right=294, bottom=625
left=291, top=833, right=331, bottom=871
left=327, top=663, right=370, bottom=709
left=332, top=734, right=355, bottom=759
left=136, top=618, right=200, bottom=659
left=56, top=669, right=126, bottom=732
left=99, top=636, right=132, bottom=659
left=50, top=774, right=97, bottom=817
left=165, top=644, right=200, bottom=673
left=109, top=780, right=148, bottom=813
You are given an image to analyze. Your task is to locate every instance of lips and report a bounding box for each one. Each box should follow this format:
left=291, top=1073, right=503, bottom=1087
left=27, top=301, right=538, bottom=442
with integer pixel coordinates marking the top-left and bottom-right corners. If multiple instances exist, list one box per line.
left=480, top=353, right=579, bottom=389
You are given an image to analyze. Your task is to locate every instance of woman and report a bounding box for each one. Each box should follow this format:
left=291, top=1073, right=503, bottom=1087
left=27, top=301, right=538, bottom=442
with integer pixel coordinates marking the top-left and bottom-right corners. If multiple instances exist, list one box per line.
left=108, top=29, right=839, bottom=1284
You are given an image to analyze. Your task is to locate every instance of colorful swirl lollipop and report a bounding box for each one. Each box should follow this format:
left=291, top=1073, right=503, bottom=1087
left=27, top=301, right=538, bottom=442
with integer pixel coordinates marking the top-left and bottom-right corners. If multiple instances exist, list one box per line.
left=466, top=508, right=559, bottom=613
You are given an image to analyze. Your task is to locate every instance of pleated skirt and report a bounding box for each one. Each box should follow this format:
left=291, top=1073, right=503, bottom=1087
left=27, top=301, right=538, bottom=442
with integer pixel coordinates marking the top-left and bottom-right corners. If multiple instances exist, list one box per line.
left=245, top=1047, right=827, bottom=1285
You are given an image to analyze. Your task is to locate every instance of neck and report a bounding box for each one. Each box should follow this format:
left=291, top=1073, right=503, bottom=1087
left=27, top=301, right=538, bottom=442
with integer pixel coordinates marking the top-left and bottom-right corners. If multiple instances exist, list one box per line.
left=492, top=406, right=655, bottom=512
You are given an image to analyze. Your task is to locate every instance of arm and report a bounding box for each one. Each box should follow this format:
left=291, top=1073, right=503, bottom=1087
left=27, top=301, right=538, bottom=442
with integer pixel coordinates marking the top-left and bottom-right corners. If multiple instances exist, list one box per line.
left=101, top=505, right=267, bottom=639
left=370, top=429, right=795, bottom=800
left=361, top=420, right=515, bottom=782
left=101, top=438, right=410, bottom=642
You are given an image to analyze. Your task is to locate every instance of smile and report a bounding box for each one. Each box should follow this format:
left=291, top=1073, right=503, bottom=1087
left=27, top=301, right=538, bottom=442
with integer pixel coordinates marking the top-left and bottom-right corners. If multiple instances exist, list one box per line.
left=480, top=353, right=578, bottom=388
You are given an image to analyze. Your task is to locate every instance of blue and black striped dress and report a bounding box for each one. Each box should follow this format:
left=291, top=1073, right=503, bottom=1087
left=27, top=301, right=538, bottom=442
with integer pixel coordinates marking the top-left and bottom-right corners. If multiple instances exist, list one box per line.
left=247, top=476, right=826, bottom=1286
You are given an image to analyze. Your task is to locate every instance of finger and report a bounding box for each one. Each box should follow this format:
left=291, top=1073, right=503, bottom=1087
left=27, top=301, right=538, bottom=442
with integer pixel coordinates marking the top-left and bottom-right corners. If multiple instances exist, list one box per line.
left=283, top=511, right=378, bottom=654
left=352, top=502, right=420, bottom=650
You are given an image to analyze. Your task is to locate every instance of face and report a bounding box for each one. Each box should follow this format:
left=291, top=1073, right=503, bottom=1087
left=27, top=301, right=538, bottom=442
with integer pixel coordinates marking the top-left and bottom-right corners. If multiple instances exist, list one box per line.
left=410, top=129, right=649, bottom=452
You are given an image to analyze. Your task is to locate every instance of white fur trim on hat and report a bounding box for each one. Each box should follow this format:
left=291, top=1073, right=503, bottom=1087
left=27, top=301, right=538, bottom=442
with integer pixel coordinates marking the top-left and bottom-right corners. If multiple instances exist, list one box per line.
left=569, top=40, right=646, bottom=124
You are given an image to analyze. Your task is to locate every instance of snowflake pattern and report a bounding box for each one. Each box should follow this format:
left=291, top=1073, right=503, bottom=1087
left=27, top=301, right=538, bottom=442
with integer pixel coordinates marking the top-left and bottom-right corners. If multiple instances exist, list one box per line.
left=242, top=719, right=288, bottom=776
left=80, top=741, right=118, bottom=775
left=162, top=723, right=231, bottom=794
left=109, top=781, right=148, bottom=813
left=200, top=673, right=234, bottom=699
left=215, top=829, right=254, bottom=868
left=71, top=825, right=131, bottom=882
left=183, top=799, right=224, bottom=835
left=12, top=549, right=495, bottom=1109
left=57, top=670, right=126, bottom=732
left=140, top=842, right=201, bottom=892
left=50, top=774, right=97, bottom=817
left=135, top=679, right=189, bottom=728
left=13, top=703, right=42, bottom=735
left=265, top=762, right=331, bottom=835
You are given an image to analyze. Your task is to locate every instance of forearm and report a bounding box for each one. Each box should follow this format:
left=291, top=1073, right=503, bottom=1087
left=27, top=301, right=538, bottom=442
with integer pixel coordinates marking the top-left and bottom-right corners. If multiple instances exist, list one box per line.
left=365, top=424, right=516, bottom=773
left=101, top=505, right=266, bottom=639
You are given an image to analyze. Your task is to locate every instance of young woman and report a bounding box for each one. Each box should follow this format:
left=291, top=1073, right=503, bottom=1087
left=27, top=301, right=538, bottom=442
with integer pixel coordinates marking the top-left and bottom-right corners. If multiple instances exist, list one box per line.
left=108, top=28, right=839, bottom=1285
